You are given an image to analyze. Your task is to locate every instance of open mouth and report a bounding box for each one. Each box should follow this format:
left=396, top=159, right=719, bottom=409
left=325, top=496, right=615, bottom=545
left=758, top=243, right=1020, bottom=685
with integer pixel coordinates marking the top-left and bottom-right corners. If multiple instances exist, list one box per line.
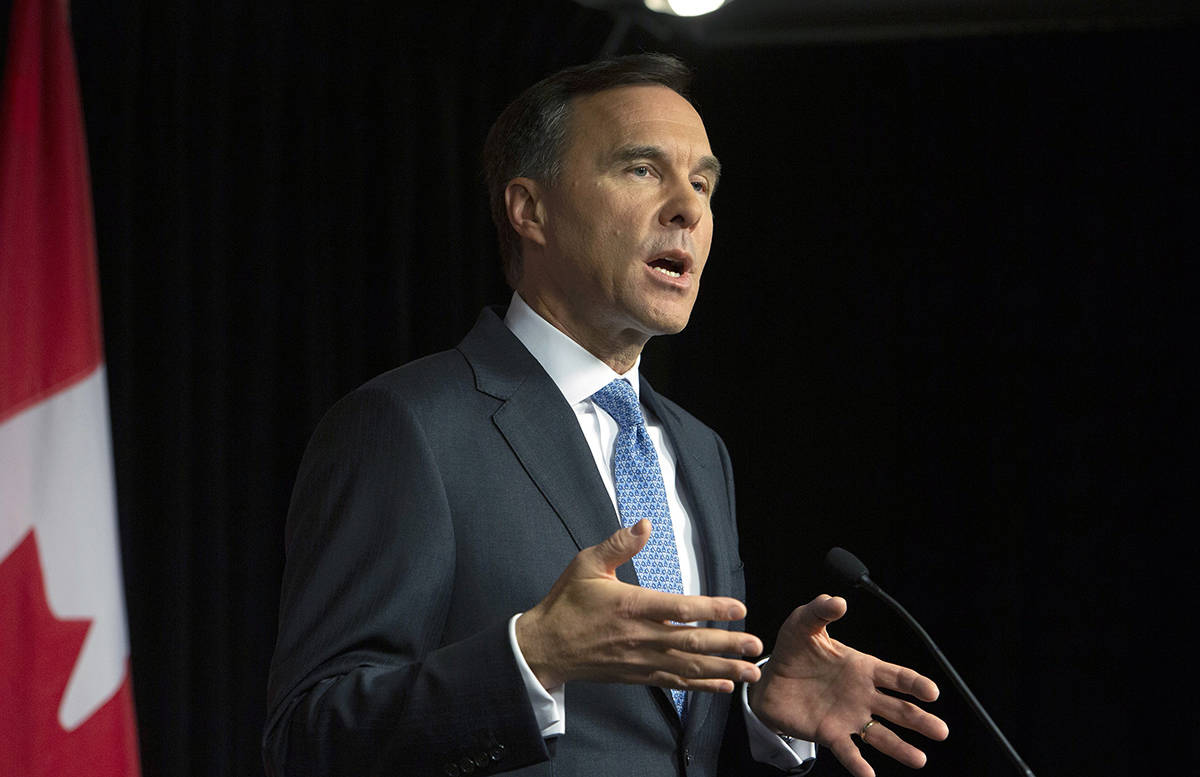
left=647, top=254, right=689, bottom=279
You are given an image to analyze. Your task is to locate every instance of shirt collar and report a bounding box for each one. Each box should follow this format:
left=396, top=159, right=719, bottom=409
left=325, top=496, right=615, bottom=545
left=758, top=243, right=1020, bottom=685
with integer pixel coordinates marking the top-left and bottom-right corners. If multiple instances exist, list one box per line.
left=503, top=291, right=640, bottom=405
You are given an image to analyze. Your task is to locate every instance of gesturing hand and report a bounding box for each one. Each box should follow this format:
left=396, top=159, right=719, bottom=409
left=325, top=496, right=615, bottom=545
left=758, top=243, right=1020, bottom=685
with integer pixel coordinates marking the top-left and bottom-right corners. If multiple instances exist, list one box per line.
left=748, top=595, right=949, bottom=777
left=515, top=519, right=764, bottom=692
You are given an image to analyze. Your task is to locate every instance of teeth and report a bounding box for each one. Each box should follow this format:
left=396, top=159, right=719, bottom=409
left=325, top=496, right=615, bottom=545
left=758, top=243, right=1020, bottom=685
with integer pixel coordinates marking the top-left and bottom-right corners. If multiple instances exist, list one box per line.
left=653, top=266, right=682, bottom=278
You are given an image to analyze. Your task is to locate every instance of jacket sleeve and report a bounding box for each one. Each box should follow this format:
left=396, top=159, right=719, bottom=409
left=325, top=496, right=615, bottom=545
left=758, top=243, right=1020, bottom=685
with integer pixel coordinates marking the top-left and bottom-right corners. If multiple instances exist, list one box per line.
left=262, top=385, right=550, bottom=777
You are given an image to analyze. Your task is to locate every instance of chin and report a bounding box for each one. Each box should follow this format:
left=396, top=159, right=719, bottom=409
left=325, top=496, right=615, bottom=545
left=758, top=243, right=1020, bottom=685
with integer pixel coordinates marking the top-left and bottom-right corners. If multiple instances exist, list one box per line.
left=624, top=294, right=699, bottom=338
left=660, top=317, right=691, bottom=335
left=642, top=310, right=694, bottom=337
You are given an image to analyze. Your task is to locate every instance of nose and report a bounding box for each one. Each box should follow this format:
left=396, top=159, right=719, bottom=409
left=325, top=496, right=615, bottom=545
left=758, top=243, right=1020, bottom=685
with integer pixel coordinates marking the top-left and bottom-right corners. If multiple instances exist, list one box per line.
left=659, top=176, right=705, bottom=231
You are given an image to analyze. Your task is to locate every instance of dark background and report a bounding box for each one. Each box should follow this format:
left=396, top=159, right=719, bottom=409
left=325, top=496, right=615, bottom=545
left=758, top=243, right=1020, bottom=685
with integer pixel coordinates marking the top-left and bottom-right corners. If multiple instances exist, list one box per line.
left=4, top=1, right=1197, bottom=775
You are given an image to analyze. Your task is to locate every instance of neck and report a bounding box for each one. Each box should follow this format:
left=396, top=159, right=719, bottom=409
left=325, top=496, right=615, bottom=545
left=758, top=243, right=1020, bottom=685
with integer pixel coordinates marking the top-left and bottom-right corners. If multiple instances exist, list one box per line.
left=518, top=292, right=647, bottom=375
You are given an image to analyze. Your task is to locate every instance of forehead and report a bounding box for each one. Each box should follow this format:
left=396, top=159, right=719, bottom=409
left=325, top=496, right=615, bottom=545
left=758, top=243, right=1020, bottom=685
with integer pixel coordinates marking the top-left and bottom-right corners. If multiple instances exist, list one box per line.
left=564, top=84, right=712, bottom=160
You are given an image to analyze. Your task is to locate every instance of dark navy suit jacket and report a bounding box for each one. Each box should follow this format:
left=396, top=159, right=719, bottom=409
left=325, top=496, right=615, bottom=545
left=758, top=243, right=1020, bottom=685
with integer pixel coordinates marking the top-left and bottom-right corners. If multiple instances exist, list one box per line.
left=263, top=307, right=786, bottom=777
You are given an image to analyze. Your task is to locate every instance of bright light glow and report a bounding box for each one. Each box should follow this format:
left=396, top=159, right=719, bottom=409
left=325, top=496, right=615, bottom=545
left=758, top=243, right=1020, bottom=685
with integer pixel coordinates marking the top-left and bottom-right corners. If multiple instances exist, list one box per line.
left=644, top=0, right=728, bottom=17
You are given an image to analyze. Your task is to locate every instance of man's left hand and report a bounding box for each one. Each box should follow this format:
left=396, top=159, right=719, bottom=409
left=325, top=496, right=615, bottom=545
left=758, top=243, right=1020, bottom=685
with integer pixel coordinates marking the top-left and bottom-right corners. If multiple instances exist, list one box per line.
left=747, top=595, right=949, bottom=777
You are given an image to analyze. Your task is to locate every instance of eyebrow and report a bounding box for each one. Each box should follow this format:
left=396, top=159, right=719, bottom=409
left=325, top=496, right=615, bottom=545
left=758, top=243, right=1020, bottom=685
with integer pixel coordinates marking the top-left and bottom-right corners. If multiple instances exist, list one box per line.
left=610, top=144, right=723, bottom=192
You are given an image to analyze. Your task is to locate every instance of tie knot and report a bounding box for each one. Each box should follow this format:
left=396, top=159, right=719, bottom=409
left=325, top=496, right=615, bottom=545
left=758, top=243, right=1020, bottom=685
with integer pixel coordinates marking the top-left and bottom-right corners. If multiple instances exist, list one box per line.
left=590, top=379, right=644, bottom=430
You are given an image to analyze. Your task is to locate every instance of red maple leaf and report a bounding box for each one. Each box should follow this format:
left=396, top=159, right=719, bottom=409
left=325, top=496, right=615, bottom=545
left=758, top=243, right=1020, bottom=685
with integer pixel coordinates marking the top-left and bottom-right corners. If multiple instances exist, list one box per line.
left=0, top=531, right=141, bottom=777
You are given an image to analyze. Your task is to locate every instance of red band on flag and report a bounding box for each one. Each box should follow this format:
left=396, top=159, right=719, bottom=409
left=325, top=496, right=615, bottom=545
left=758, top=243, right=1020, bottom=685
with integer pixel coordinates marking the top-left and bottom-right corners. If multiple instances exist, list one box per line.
left=0, top=0, right=103, bottom=424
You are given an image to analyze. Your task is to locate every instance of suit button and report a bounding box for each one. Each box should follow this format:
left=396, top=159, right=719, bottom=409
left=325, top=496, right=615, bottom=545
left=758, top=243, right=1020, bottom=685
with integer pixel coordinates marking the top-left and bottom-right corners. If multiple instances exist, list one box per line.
left=443, top=765, right=459, bottom=777
left=490, top=744, right=506, bottom=762
left=683, top=748, right=692, bottom=766
left=459, top=756, right=476, bottom=774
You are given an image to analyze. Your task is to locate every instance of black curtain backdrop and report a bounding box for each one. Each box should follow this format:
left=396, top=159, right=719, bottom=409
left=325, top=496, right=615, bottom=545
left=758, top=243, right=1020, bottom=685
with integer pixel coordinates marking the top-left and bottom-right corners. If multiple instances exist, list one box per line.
left=3, top=1, right=1196, bottom=775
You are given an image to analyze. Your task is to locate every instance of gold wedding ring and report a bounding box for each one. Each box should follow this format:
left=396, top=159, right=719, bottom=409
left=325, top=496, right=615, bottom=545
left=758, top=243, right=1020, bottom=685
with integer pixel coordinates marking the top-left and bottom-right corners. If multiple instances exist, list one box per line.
left=859, top=720, right=877, bottom=740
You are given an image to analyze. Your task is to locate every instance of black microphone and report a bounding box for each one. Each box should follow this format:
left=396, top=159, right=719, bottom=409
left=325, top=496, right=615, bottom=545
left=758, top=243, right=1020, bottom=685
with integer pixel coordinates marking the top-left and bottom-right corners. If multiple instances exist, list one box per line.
left=824, top=547, right=1036, bottom=777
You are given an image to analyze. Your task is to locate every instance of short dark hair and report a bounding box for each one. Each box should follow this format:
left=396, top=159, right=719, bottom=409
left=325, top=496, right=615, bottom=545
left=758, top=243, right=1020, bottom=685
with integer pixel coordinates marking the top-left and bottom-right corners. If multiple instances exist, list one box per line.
left=483, top=53, right=694, bottom=287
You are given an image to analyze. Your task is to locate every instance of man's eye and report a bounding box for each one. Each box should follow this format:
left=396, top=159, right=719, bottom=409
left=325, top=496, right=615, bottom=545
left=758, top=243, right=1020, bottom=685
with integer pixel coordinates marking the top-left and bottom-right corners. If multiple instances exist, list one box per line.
left=692, top=180, right=708, bottom=194
left=632, top=166, right=651, bottom=177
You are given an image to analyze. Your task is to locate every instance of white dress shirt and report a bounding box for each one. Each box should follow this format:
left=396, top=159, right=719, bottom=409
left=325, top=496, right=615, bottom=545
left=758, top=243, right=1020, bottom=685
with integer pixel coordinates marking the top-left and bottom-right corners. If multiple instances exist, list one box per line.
left=503, top=292, right=815, bottom=769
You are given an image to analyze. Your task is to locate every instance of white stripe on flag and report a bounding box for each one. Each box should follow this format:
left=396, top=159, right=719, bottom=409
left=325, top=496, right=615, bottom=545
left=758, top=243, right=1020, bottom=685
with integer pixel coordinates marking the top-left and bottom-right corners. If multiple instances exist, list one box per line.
left=0, top=366, right=130, bottom=730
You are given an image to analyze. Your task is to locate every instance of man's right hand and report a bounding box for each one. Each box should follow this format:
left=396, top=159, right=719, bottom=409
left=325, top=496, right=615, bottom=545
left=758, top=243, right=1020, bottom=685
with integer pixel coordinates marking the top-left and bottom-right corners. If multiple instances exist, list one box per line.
left=514, top=519, right=764, bottom=692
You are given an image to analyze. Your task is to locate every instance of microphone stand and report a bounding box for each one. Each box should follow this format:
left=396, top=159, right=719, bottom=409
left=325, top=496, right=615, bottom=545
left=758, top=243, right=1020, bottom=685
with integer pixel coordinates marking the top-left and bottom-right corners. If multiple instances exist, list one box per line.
left=828, top=549, right=1037, bottom=777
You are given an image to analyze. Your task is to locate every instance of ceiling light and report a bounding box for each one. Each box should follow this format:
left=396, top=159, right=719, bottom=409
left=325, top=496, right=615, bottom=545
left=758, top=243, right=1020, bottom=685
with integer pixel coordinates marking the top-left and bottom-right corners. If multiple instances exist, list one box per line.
left=643, top=0, right=730, bottom=17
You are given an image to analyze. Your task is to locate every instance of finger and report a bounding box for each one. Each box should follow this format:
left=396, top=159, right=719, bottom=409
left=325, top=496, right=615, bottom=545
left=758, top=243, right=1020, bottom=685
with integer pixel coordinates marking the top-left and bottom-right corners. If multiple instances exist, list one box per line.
left=602, top=630, right=760, bottom=688
left=857, top=721, right=929, bottom=770
left=829, top=736, right=876, bottom=777
left=654, top=622, right=763, bottom=659
left=606, top=624, right=762, bottom=686
left=872, top=660, right=941, bottom=703
left=788, top=594, right=848, bottom=636
left=582, top=519, right=652, bottom=575
left=647, top=673, right=740, bottom=694
left=624, top=585, right=748, bottom=625
left=643, top=651, right=762, bottom=688
left=873, top=692, right=949, bottom=741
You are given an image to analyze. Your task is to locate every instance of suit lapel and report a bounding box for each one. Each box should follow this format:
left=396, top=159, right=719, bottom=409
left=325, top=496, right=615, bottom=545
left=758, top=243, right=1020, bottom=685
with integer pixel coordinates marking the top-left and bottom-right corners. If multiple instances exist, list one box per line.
left=639, top=377, right=733, bottom=601
left=457, top=308, right=638, bottom=587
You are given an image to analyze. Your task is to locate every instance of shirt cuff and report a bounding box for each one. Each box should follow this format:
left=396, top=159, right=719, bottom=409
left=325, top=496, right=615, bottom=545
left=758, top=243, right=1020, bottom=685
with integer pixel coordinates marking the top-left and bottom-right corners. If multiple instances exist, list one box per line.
left=509, top=613, right=565, bottom=737
left=742, top=658, right=817, bottom=772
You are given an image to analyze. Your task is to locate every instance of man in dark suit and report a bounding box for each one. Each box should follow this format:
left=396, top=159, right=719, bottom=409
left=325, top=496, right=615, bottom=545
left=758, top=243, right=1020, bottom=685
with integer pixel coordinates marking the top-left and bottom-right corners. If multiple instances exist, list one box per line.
left=264, top=54, right=947, bottom=777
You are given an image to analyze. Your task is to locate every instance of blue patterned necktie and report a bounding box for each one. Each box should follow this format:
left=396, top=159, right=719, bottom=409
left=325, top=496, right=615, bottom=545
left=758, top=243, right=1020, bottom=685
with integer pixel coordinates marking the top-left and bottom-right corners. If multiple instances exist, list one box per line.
left=590, top=378, right=687, bottom=719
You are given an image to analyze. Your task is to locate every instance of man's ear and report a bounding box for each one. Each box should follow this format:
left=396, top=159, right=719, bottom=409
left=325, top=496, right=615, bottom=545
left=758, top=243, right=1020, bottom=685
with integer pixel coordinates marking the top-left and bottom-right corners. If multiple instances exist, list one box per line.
left=504, top=178, right=548, bottom=248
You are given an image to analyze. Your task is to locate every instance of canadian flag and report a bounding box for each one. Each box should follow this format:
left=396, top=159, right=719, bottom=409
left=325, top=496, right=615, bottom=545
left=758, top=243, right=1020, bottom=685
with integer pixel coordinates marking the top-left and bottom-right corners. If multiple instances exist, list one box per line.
left=0, top=0, right=142, bottom=775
